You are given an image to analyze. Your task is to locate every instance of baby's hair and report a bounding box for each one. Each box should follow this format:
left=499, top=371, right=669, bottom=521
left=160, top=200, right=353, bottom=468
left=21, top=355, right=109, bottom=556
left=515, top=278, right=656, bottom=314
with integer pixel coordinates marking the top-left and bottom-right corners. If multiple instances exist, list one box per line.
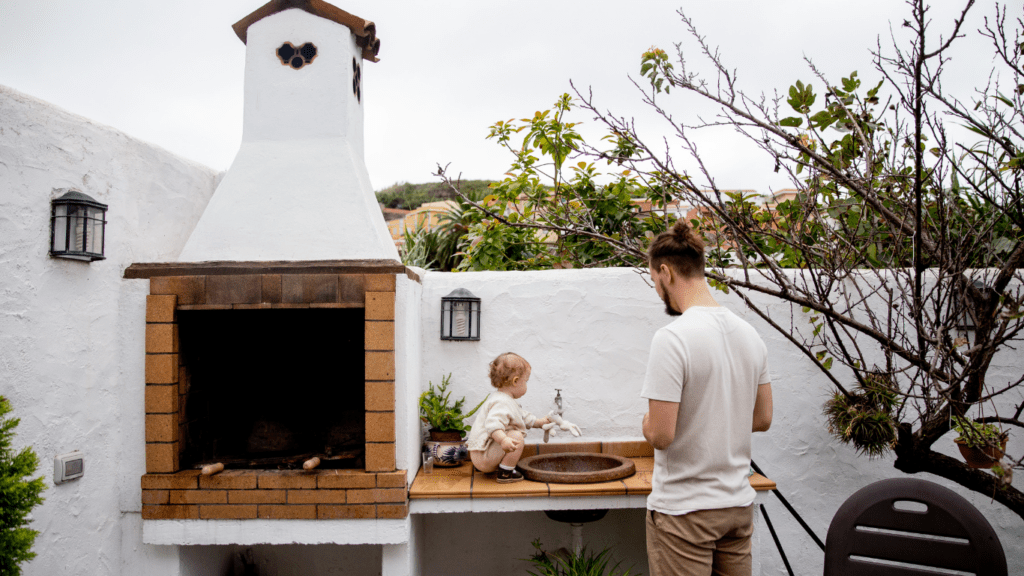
left=648, top=219, right=705, bottom=278
left=489, top=352, right=531, bottom=389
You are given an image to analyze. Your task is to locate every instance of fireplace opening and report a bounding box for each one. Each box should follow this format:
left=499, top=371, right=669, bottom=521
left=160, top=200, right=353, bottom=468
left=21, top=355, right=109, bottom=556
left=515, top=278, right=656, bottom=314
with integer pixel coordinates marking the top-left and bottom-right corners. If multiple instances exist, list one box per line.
left=177, top=308, right=365, bottom=471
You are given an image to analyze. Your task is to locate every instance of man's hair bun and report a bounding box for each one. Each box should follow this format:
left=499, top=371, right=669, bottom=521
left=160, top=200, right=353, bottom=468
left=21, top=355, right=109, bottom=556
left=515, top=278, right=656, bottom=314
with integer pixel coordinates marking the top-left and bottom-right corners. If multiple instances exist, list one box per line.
left=671, top=219, right=695, bottom=242
left=648, top=218, right=706, bottom=278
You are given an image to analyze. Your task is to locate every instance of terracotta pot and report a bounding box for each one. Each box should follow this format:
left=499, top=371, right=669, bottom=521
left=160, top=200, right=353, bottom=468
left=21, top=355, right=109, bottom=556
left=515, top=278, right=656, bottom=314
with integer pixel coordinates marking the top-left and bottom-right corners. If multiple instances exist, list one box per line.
left=429, top=429, right=464, bottom=442
left=955, top=437, right=1007, bottom=469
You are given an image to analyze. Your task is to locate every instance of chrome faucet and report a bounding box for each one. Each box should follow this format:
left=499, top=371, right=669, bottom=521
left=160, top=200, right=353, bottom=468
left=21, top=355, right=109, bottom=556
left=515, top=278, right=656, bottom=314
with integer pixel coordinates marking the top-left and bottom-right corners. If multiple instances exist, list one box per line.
left=553, top=389, right=563, bottom=414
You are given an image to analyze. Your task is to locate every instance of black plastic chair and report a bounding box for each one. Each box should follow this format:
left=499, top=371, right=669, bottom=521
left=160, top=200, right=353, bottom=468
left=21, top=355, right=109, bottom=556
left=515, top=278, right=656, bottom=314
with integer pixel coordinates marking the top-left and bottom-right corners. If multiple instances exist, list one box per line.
left=823, top=477, right=1006, bottom=575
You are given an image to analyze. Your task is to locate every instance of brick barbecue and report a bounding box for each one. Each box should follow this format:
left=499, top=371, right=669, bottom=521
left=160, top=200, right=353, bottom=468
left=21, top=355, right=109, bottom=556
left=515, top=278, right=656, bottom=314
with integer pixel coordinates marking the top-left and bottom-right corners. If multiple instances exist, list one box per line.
left=127, top=265, right=408, bottom=520
left=125, top=0, right=410, bottom=523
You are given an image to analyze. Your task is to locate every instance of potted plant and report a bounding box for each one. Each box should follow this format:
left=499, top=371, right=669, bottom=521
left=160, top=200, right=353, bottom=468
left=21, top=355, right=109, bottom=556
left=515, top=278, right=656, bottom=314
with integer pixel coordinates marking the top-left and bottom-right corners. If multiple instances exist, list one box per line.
left=419, top=374, right=486, bottom=466
left=951, top=416, right=1008, bottom=469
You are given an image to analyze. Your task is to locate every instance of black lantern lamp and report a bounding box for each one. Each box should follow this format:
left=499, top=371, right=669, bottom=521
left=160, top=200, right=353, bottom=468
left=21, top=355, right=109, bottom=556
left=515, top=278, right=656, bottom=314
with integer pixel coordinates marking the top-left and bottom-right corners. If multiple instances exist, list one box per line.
left=957, top=279, right=988, bottom=330
left=50, top=189, right=107, bottom=262
left=440, top=288, right=481, bottom=341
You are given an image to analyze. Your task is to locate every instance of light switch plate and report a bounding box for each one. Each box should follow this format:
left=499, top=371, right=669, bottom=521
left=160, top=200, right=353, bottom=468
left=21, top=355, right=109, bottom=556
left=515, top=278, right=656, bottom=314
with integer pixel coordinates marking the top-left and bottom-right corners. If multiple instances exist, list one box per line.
left=54, top=451, right=84, bottom=484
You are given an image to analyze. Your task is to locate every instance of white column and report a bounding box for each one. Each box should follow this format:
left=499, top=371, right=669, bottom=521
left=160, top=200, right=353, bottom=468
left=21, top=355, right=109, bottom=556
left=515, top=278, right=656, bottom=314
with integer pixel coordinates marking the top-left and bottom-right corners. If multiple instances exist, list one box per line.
left=381, top=515, right=421, bottom=576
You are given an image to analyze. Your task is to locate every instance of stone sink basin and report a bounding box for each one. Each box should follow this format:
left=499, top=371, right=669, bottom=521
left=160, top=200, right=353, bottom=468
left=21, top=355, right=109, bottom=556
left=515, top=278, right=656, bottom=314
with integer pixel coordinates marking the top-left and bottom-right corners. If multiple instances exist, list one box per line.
left=518, top=453, right=636, bottom=484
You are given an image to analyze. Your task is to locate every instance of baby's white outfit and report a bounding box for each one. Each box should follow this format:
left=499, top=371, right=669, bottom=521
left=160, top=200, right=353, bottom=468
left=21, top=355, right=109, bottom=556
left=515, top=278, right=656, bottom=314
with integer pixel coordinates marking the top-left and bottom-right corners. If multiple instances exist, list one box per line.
left=466, top=389, right=537, bottom=452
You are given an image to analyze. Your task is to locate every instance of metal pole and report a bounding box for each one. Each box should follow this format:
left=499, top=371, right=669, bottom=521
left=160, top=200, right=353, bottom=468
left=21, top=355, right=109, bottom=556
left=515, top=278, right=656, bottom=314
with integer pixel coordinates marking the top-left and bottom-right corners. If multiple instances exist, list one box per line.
left=760, top=504, right=795, bottom=576
left=751, top=460, right=825, bottom=552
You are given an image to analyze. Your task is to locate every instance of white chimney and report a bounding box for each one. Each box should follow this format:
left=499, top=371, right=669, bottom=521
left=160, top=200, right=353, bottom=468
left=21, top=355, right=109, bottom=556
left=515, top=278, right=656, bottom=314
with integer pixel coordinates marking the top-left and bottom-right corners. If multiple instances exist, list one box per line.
left=178, top=0, right=398, bottom=262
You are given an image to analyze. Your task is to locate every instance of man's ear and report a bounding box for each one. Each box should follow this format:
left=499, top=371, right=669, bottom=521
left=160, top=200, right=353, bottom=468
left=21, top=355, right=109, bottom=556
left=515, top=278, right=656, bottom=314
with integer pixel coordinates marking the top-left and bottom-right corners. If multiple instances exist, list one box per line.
left=659, top=263, right=675, bottom=284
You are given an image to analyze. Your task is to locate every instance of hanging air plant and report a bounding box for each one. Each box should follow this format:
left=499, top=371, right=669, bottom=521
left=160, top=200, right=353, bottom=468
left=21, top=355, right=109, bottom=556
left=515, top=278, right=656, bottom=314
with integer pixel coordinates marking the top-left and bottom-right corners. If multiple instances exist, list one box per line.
left=824, top=373, right=899, bottom=457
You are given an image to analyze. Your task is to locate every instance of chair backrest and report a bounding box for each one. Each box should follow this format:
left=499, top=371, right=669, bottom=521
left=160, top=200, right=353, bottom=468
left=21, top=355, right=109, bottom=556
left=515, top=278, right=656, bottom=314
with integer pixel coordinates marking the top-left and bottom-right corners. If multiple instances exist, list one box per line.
left=823, top=477, right=1006, bottom=576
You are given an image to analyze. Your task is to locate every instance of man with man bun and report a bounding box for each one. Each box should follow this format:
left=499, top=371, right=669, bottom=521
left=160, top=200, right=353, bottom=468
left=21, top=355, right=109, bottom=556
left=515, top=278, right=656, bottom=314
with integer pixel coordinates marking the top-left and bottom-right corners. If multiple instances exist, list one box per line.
left=641, top=219, right=774, bottom=576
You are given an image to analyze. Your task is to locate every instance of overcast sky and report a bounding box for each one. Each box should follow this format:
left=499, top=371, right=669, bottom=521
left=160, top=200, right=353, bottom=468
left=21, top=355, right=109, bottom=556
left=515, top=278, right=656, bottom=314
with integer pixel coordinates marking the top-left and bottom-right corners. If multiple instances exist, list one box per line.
left=0, top=1, right=996, bottom=192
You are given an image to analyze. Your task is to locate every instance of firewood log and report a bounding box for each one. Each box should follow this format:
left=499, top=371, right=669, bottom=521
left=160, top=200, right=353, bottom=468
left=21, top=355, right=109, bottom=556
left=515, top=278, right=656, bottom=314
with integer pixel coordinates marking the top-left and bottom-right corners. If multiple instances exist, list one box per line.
left=201, top=462, right=224, bottom=476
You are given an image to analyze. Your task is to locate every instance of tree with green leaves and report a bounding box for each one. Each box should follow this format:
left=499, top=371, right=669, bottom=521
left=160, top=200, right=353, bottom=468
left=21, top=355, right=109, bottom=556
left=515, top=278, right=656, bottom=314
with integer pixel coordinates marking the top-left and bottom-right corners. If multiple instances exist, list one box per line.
left=0, top=397, right=45, bottom=576
left=436, top=93, right=673, bottom=272
left=438, top=0, right=1024, bottom=519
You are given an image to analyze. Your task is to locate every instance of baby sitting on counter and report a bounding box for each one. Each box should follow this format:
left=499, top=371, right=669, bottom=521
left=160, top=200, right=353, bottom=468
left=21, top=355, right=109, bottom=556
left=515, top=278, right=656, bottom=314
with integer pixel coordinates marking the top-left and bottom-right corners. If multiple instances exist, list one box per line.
left=466, top=352, right=581, bottom=483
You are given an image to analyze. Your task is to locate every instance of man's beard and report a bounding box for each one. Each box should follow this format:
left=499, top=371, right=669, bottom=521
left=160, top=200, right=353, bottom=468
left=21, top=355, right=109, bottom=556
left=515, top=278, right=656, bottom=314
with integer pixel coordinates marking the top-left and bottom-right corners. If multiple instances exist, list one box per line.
left=659, top=279, right=682, bottom=316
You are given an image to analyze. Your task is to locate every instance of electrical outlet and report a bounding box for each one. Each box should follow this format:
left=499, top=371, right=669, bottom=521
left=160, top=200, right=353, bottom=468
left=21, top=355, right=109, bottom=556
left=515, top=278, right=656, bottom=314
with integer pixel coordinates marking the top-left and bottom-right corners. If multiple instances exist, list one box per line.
left=54, top=451, right=84, bottom=484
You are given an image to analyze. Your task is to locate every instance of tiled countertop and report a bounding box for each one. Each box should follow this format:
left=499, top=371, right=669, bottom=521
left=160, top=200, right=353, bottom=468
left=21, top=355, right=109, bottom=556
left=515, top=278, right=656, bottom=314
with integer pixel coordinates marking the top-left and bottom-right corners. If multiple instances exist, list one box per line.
left=409, top=441, right=776, bottom=513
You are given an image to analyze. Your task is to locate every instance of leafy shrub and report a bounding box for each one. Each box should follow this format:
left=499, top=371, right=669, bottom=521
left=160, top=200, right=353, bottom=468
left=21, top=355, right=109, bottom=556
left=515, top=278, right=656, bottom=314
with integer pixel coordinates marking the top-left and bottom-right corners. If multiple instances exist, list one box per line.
left=526, top=539, right=636, bottom=576
left=0, top=397, right=45, bottom=576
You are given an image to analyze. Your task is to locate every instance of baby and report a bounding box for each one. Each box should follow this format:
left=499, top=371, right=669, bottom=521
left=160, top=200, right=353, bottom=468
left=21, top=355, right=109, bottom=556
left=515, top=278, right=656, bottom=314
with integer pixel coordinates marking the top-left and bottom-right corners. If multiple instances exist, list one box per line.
left=467, top=352, right=580, bottom=483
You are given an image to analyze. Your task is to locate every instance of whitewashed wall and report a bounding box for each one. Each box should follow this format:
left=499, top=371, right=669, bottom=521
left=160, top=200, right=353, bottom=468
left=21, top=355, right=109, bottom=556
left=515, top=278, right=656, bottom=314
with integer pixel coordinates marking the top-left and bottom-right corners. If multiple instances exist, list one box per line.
left=416, top=268, right=1024, bottom=575
left=396, top=271, right=424, bottom=487
left=0, top=84, right=218, bottom=576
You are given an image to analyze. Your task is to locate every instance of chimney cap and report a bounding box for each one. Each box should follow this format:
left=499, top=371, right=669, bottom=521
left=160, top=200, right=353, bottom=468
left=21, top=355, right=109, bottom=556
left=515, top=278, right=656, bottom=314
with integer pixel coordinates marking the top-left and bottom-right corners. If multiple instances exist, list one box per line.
left=232, top=0, right=380, bottom=62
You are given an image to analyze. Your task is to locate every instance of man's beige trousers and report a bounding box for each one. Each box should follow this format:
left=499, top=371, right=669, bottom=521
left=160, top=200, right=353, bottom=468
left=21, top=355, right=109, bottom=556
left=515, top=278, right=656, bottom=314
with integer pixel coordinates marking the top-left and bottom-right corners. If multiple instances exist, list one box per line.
left=646, top=505, right=754, bottom=576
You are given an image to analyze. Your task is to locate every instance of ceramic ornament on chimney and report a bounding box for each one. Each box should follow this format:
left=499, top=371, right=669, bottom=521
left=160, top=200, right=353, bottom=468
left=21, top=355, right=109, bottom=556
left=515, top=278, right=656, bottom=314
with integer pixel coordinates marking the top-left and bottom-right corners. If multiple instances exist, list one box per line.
left=178, top=0, right=397, bottom=263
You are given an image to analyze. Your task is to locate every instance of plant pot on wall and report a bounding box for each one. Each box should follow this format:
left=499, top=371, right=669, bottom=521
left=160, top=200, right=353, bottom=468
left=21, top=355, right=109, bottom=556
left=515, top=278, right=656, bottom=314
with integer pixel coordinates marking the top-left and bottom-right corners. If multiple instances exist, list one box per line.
left=955, top=437, right=1008, bottom=469
left=425, top=429, right=468, bottom=467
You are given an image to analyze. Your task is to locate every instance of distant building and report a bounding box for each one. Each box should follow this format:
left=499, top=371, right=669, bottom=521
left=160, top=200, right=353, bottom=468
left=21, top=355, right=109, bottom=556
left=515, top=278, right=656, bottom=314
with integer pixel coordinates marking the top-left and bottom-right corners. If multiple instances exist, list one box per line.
left=387, top=200, right=459, bottom=247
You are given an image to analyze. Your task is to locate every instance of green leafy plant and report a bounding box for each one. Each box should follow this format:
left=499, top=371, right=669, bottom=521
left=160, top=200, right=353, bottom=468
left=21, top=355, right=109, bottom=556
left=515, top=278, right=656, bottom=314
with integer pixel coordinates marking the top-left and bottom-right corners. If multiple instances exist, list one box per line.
left=399, top=195, right=478, bottom=271
left=525, top=539, right=636, bottom=576
left=418, top=374, right=486, bottom=436
left=439, top=93, right=672, bottom=272
left=951, top=416, right=1007, bottom=450
left=0, top=397, right=46, bottom=576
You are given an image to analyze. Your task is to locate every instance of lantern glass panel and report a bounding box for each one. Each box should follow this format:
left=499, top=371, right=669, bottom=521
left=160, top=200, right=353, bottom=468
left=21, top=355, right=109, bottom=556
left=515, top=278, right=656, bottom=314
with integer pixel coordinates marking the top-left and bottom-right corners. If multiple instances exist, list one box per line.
left=470, top=301, right=480, bottom=338
left=453, top=301, right=470, bottom=338
left=71, top=206, right=87, bottom=253
left=441, top=301, right=453, bottom=338
left=86, top=208, right=103, bottom=254
left=52, top=204, right=68, bottom=253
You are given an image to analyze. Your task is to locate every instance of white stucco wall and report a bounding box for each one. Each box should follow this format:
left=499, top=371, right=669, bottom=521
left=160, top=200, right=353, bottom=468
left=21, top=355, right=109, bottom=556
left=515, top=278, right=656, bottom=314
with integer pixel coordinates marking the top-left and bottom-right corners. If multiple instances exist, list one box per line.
left=415, top=267, right=1024, bottom=575
left=0, top=84, right=218, bottom=576
left=396, top=271, right=424, bottom=484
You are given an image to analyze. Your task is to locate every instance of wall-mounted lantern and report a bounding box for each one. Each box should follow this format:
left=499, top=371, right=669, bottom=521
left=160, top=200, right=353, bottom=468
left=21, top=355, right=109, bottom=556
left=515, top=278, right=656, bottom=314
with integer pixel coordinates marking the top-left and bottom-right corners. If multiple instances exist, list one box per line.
left=440, top=288, right=480, bottom=341
left=958, top=279, right=988, bottom=331
left=50, top=189, right=107, bottom=262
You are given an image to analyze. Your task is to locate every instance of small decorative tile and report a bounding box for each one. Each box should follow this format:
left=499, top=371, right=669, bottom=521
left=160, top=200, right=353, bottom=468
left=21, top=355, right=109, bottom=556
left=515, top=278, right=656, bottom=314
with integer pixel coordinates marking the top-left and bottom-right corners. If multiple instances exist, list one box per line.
left=622, top=468, right=653, bottom=496
left=632, top=457, right=655, bottom=472
left=471, top=468, right=548, bottom=498
left=601, top=440, right=654, bottom=458
left=409, top=462, right=474, bottom=499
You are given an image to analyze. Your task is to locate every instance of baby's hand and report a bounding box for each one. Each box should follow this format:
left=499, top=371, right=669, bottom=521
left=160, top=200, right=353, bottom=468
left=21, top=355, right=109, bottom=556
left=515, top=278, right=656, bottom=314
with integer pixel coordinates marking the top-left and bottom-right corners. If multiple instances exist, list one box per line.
left=500, top=436, right=519, bottom=453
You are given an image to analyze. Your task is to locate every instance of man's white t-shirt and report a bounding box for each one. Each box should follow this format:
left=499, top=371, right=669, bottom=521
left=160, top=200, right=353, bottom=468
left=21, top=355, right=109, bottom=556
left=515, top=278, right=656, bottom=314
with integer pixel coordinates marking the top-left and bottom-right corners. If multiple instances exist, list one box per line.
left=641, top=306, right=771, bottom=515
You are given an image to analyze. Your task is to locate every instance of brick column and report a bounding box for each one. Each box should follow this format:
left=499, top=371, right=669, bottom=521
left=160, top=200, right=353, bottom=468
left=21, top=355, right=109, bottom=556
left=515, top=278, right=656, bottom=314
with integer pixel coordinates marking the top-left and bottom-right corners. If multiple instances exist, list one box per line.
left=145, top=294, right=180, bottom=473
left=364, top=274, right=396, bottom=473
